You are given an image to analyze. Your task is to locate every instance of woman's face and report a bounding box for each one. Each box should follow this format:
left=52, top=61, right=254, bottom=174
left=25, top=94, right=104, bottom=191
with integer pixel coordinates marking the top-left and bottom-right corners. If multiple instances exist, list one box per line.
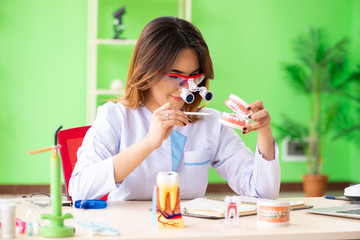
left=145, top=48, right=200, bottom=112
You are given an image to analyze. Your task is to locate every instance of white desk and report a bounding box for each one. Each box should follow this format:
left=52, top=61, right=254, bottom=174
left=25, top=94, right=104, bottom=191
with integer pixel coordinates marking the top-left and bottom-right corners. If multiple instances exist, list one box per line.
left=17, top=197, right=360, bottom=239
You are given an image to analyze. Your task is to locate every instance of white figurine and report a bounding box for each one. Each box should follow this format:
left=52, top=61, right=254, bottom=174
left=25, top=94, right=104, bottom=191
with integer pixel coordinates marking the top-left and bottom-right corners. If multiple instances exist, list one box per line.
left=110, top=79, right=123, bottom=91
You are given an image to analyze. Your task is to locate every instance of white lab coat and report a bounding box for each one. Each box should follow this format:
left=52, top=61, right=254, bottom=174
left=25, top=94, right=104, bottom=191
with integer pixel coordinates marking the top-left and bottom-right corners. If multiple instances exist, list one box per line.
left=69, top=102, right=280, bottom=201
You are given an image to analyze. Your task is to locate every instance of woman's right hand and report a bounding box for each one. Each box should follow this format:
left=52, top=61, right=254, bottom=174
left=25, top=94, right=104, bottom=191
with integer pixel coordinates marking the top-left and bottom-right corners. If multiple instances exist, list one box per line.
left=145, top=102, right=191, bottom=150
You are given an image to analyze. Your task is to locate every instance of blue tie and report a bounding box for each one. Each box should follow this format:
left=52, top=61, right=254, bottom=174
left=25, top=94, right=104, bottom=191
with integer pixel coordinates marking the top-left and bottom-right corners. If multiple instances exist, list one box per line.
left=170, top=130, right=187, bottom=172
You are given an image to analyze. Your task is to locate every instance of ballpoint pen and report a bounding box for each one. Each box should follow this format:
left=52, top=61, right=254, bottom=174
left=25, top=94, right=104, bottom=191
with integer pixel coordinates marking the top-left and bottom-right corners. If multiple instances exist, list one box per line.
left=323, top=195, right=349, bottom=200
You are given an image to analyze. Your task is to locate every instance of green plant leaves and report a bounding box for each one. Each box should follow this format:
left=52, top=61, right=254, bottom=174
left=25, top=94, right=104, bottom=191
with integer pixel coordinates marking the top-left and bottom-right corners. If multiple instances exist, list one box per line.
left=277, top=27, right=360, bottom=174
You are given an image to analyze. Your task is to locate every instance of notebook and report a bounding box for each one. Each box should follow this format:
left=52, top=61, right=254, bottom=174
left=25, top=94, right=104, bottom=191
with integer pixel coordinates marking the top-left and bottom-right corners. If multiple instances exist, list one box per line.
left=306, top=205, right=360, bottom=219
left=181, top=196, right=311, bottom=219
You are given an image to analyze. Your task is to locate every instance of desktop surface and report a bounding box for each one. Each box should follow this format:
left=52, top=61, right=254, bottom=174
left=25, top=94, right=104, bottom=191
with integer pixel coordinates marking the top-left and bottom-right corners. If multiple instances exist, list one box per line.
left=15, top=197, right=360, bottom=239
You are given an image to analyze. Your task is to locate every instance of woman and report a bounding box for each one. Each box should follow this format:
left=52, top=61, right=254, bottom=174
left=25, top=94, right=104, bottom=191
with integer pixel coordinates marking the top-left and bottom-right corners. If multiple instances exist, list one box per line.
left=69, top=16, right=280, bottom=201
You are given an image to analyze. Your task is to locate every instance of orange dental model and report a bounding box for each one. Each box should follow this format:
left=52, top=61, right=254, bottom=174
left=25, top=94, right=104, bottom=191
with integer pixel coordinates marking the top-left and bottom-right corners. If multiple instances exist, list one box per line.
left=219, top=94, right=252, bottom=130
left=152, top=172, right=184, bottom=229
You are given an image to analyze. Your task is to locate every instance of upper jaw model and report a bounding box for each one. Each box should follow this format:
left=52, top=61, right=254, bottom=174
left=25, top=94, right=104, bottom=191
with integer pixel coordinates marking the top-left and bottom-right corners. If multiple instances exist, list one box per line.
left=219, top=94, right=252, bottom=130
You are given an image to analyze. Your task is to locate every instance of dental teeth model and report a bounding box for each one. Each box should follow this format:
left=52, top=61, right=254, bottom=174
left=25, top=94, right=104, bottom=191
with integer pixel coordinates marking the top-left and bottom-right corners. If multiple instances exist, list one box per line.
left=219, top=94, right=252, bottom=130
left=152, top=171, right=184, bottom=228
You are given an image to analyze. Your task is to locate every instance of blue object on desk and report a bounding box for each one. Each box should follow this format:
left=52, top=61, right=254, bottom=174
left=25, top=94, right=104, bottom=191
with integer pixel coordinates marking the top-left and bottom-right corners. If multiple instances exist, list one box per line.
left=75, top=200, right=107, bottom=209
left=324, top=195, right=360, bottom=201
left=324, top=195, right=343, bottom=200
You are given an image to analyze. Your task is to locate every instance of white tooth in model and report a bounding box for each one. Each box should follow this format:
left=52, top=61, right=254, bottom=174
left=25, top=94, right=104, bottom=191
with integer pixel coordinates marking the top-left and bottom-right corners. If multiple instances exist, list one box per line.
left=156, top=171, right=179, bottom=211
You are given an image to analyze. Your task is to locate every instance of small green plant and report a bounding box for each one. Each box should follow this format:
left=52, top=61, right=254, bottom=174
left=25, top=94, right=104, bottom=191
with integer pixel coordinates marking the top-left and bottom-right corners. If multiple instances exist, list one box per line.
left=275, top=27, right=360, bottom=175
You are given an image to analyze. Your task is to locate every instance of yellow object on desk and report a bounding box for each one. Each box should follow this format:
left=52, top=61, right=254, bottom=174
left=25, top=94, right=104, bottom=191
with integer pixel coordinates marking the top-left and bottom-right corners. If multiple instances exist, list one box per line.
left=152, top=172, right=184, bottom=229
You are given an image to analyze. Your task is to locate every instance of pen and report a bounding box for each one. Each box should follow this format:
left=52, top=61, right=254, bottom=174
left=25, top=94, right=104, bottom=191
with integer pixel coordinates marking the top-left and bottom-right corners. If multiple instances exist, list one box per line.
left=323, top=195, right=349, bottom=201
left=184, top=112, right=211, bottom=116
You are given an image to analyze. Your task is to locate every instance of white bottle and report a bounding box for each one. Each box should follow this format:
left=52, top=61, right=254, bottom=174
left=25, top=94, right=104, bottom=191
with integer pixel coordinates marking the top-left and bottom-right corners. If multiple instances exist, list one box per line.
left=1, top=203, right=16, bottom=238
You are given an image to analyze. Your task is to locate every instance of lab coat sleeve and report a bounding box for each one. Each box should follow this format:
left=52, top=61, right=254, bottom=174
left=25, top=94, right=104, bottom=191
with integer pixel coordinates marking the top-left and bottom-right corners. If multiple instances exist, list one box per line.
left=69, top=102, right=121, bottom=201
left=212, top=125, right=280, bottom=199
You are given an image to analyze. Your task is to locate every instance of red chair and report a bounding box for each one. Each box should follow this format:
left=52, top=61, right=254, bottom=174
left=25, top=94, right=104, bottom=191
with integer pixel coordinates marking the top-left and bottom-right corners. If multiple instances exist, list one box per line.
left=57, top=126, right=108, bottom=200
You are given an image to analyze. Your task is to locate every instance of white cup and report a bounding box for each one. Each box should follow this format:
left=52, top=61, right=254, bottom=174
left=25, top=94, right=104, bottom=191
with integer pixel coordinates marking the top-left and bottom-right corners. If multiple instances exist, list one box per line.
left=1, top=203, right=16, bottom=238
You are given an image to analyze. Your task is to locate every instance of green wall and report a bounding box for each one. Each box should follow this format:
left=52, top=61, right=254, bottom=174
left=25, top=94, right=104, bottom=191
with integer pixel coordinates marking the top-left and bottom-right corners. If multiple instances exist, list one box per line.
left=0, top=0, right=88, bottom=184
left=350, top=0, right=360, bottom=183
left=0, top=0, right=359, bottom=185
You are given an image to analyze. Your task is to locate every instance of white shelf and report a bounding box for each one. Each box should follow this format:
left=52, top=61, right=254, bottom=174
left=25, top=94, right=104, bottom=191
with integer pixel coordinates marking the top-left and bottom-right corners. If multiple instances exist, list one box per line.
left=87, top=0, right=192, bottom=123
left=91, top=39, right=137, bottom=45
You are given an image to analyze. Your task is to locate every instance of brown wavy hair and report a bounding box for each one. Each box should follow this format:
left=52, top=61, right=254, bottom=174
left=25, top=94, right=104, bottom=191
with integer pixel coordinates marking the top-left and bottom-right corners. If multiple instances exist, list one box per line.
left=120, top=16, right=214, bottom=115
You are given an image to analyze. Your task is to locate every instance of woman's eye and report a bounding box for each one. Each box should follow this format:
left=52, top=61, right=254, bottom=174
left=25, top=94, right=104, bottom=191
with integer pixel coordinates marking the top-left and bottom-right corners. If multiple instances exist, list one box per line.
left=168, top=75, right=180, bottom=80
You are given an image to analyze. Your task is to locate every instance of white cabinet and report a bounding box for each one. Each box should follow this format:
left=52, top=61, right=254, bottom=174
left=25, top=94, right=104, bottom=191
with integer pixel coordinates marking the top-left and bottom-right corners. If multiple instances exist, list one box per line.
left=86, top=0, right=192, bottom=123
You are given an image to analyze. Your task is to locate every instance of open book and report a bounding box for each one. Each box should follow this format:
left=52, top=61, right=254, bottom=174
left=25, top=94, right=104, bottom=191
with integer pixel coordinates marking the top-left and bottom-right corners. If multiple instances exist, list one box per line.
left=181, top=196, right=311, bottom=219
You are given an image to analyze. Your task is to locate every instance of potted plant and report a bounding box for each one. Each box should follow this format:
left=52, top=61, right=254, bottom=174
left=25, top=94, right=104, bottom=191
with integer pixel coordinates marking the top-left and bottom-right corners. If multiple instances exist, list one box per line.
left=275, top=27, right=360, bottom=197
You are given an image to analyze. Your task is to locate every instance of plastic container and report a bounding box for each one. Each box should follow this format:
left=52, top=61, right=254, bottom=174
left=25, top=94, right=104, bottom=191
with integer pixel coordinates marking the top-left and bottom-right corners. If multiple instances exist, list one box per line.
left=257, top=201, right=290, bottom=227
left=1, top=203, right=16, bottom=238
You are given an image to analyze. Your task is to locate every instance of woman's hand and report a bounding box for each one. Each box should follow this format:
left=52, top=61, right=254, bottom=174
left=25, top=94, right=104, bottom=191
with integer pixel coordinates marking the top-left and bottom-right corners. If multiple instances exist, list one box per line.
left=145, top=102, right=191, bottom=150
left=243, top=100, right=275, bottom=160
left=242, top=100, right=271, bottom=134
left=113, top=102, right=190, bottom=183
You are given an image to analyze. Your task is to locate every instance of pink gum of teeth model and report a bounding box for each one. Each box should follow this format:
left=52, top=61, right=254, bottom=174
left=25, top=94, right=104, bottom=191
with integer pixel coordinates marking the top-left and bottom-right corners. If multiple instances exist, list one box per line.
left=219, top=94, right=252, bottom=129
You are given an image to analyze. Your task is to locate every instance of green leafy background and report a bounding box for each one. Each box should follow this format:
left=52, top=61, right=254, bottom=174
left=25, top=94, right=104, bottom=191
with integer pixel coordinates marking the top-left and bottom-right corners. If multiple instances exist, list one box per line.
left=0, top=0, right=359, bottom=185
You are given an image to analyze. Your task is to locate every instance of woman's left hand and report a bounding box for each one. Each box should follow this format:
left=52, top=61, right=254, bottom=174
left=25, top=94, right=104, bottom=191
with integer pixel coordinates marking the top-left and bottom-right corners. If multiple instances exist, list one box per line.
left=242, top=100, right=271, bottom=134
left=242, top=100, right=275, bottom=160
